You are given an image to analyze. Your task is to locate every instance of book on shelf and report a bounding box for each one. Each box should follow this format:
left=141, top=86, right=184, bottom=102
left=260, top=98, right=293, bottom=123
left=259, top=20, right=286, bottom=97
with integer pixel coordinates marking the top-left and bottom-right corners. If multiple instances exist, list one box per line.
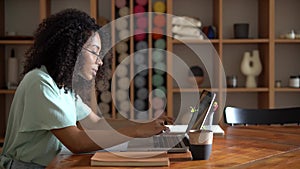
left=90, top=151, right=170, bottom=167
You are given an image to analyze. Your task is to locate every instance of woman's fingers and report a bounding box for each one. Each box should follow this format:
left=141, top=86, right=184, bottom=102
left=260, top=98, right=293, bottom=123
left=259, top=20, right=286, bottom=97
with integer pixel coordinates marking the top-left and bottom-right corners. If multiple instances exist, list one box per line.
left=158, top=115, right=174, bottom=125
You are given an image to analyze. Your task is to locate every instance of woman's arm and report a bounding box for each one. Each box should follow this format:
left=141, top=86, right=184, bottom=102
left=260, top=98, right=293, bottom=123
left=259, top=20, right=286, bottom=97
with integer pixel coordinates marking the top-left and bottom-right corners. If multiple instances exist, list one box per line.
left=51, top=126, right=101, bottom=153
left=78, top=112, right=171, bottom=137
left=51, top=112, right=172, bottom=154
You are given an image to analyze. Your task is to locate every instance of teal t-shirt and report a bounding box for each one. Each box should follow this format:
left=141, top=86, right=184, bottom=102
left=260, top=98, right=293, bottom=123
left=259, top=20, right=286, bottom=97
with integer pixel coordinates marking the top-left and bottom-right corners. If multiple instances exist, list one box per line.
left=0, top=66, right=91, bottom=167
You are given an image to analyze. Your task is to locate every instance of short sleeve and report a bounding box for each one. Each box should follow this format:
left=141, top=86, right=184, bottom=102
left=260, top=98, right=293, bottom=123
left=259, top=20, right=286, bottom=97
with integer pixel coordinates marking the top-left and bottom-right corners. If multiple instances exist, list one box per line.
left=19, top=73, right=78, bottom=132
left=75, top=95, right=91, bottom=121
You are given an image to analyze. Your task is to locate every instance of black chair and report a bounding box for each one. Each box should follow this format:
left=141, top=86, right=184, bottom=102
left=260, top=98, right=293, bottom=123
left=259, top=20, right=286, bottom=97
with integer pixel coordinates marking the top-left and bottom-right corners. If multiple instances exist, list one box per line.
left=223, top=106, right=300, bottom=126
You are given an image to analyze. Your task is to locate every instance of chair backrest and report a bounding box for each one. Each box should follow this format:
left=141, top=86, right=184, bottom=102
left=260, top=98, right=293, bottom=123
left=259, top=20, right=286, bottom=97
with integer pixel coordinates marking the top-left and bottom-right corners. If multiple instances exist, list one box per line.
left=224, top=106, right=300, bottom=126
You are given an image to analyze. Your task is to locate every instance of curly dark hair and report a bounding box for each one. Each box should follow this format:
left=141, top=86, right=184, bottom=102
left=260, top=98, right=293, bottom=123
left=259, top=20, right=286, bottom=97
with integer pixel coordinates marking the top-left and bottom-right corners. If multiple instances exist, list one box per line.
left=23, top=8, right=111, bottom=94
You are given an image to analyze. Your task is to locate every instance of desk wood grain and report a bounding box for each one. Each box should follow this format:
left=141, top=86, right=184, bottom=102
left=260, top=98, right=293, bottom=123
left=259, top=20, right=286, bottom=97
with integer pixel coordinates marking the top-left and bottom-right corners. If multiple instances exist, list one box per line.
left=47, top=126, right=300, bottom=169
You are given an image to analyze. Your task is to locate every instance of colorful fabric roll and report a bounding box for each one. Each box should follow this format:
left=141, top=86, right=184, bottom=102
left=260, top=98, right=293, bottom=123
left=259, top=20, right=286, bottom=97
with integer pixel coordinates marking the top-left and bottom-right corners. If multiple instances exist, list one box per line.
left=152, top=97, right=165, bottom=110
left=105, top=68, right=112, bottom=80
left=119, top=100, right=130, bottom=112
left=152, top=27, right=164, bottom=40
left=134, top=52, right=146, bottom=65
left=118, top=53, right=130, bottom=64
left=118, top=29, right=130, bottom=41
left=136, top=111, right=148, bottom=120
left=154, top=86, right=166, bottom=98
left=152, top=74, right=164, bottom=87
left=136, top=64, right=148, bottom=76
left=152, top=49, right=164, bottom=63
left=134, top=5, right=145, bottom=13
left=135, top=41, right=148, bottom=51
left=115, top=0, right=126, bottom=8
left=154, top=62, right=166, bottom=75
left=116, top=89, right=128, bottom=101
left=135, top=0, right=148, bottom=6
left=134, top=29, right=146, bottom=41
left=153, top=14, right=166, bottom=27
left=98, top=102, right=110, bottom=115
left=115, top=18, right=128, bottom=31
left=136, top=16, right=148, bottom=29
left=153, top=1, right=166, bottom=13
left=116, top=64, right=128, bottom=77
left=118, top=77, right=130, bottom=90
left=134, top=75, right=146, bottom=88
left=116, top=41, right=128, bottom=53
left=97, top=79, right=109, bottom=92
left=119, top=6, right=129, bottom=17
left=134, top=99, right=146, bottom=110
left=100, top=91, right=112, bottom=103
left=136, top=87, right=148, bottom=100
left=154, top=38, right=166, bottom=49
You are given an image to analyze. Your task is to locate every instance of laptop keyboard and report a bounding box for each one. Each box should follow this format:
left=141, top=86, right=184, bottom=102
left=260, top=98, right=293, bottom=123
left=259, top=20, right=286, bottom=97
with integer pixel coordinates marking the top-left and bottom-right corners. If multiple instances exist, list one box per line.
left=153, top=135, right=183, bottom=148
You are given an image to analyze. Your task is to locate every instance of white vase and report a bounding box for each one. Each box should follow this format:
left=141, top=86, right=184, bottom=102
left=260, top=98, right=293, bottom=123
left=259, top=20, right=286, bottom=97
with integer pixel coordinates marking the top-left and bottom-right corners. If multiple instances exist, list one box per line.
left=240, top=50, right=262, bottom=88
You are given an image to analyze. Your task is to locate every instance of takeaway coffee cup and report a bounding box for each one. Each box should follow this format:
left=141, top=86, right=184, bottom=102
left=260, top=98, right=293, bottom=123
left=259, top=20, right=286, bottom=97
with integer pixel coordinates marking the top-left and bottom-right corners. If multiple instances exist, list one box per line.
left=234, top=23, right=249, bottom=38
left=188, top=130, right=213, bottom=160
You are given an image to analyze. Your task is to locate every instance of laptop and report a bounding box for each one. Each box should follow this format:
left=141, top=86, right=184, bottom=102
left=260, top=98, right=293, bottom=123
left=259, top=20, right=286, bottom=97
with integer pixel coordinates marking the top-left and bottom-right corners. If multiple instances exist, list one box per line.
left=127, top=90, right=216, bottom=153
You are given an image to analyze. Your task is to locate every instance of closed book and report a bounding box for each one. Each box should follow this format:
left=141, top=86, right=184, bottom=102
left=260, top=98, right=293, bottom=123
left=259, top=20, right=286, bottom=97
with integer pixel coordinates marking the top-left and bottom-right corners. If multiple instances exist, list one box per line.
left=90, top=151, right=170, bottom=167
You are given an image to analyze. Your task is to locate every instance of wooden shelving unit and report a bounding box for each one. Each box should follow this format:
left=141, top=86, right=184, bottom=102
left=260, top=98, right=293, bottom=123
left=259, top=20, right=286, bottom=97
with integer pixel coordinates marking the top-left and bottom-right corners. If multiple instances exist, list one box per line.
left=167, top=0, right=300, bottom=123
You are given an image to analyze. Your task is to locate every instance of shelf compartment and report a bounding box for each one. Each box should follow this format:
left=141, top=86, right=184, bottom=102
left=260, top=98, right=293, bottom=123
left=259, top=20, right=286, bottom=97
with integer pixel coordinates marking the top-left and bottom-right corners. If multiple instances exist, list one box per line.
left=275, top=44, right=300, bottom=88
left=222, top=0, right=269, bottom=39
left=275, top=88, right=300, bottom=92
left=275, top=0, right=300, bottom=39
left=275, top=39, right=300, bottom=43
left=275, top=92, right=300, bottom=108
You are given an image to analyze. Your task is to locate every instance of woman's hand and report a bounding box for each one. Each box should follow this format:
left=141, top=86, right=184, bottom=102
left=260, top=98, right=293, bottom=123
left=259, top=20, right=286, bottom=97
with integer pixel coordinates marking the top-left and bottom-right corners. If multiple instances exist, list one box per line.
left=134, top=118, right=169, bottom=138
left=158, top=115, right=174, bottom=125
left=133, top=115, right=174, bottom=138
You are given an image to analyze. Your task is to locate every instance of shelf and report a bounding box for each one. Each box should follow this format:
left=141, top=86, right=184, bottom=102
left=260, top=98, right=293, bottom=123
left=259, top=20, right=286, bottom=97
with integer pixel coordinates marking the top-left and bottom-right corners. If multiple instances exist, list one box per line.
left=275, top=39, right=300, bottom=43
left=172, top=39, right=219, bottom=44
left=0, top=40, right=34, bottom=45
left=173, top=87, right=269, bottom=93
left=226, top=88, right=269, bottom=92
left=222, top=39, right=269, bottom=44
left=275, top=88, right=300, bottom=92
left=172, top=88, right=219, bottom=93
left=0, top=89, right=16, bottom=94
left=172, top=39, right=270, bottom=44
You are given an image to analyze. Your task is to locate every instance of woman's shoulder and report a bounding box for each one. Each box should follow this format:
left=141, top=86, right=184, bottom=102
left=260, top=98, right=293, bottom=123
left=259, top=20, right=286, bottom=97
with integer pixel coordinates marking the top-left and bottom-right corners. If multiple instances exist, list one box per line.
left=22, top=65, right=57, bottom=90
left=25, top=65, right=52, bottom=81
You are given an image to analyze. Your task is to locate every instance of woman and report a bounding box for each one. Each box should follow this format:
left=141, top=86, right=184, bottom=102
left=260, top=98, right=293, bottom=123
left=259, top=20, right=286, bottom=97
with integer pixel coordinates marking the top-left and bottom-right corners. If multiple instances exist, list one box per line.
left=0, top=9, right=171, bottom=168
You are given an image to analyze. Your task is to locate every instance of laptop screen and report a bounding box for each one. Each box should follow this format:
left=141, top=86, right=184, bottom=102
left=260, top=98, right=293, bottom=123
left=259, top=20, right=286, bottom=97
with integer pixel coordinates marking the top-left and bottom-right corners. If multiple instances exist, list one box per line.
left=188, top=90, right=216, bottom=131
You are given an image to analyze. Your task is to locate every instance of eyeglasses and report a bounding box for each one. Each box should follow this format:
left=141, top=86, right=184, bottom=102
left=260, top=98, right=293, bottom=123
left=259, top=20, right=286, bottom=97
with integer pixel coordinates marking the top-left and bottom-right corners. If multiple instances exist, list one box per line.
left=82, top=47, right=103, bottom=62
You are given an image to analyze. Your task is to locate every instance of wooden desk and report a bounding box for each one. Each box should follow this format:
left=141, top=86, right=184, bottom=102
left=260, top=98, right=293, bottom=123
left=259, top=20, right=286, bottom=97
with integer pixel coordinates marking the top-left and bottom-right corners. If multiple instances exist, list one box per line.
left=47, top=126, right=300, bottom=169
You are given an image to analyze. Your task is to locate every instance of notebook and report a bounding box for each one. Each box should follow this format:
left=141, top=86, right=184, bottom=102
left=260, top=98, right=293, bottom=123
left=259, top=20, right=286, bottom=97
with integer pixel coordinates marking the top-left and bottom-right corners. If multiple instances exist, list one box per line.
left=91, top=151, right=170, bottom=167
left=128, top=90, right=216, bottom=153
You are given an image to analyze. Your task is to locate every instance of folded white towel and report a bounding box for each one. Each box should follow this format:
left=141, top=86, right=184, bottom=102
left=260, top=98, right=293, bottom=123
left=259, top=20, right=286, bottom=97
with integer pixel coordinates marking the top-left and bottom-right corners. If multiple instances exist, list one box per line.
left=174, top=34, right=204, bottom=40
left=172, top=16, right=201, bottom=27
left=172, top=25, right=201, bottom=36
